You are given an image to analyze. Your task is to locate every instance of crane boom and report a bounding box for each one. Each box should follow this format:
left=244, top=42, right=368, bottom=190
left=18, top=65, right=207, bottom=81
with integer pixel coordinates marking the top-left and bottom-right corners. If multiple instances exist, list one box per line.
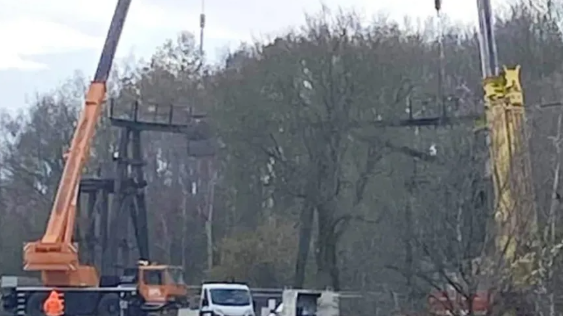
left=23, top=0, right=132, bottom=287
left=476, top=0, right=498, bottom=78
left=476, top=0, right=536, bottom=284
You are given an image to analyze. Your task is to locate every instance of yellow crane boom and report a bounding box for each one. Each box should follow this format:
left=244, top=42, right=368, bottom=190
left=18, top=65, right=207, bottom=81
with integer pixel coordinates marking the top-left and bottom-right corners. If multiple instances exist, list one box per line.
left=476, top=0, right=536, bottom=286
left=426, top=1, right=537, bottom=314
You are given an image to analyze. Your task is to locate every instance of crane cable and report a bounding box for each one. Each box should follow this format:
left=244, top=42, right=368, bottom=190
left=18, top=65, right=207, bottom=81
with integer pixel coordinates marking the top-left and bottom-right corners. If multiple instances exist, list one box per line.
left=434, top=0, right=447, bottom=117
left=199, top=0, right=206, bottom=59
left=193, top=0, right=206, bottom=74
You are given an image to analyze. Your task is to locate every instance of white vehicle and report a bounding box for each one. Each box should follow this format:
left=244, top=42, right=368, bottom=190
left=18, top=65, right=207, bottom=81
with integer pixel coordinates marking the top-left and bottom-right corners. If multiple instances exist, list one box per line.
left=269, top=302, right=321, bottom=316
left=267, top=290, right=338, bottom=316
left=199, top=283, right=255, bottom=316
left=268, top=303, right=283, bottom=316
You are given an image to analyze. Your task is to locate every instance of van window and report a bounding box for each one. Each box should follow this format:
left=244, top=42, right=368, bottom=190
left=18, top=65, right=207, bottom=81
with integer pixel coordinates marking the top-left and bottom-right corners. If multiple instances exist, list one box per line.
left=201, top=289, right=210, bottom=307
left=210, top=289, right=251, bottom=306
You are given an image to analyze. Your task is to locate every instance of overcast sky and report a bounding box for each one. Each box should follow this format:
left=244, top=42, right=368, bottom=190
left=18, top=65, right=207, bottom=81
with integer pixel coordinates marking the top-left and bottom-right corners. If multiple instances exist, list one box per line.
left=0, top=0, right=505, bottom=112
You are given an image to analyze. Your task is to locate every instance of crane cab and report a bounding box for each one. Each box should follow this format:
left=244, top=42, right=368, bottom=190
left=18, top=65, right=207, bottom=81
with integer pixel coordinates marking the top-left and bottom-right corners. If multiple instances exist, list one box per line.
left=139, top=265, right=187, bottom=300
left=119, top=263, right=189, bottom=309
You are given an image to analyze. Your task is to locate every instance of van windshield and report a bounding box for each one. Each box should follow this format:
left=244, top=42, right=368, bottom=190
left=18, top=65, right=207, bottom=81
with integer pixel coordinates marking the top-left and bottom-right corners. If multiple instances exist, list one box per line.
left=210, top=288, right=251, bottom=306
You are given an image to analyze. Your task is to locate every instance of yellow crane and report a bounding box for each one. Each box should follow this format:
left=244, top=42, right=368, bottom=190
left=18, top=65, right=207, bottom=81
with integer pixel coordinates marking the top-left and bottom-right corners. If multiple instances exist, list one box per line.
left=427, top=0, right=537, bottom=315
left=475, top=0, right=537, bottom=284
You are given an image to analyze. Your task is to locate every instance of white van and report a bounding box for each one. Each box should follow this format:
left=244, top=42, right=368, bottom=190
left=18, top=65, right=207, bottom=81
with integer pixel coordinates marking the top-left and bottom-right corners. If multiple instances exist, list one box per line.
left=199, top=283, right=255, bottom=316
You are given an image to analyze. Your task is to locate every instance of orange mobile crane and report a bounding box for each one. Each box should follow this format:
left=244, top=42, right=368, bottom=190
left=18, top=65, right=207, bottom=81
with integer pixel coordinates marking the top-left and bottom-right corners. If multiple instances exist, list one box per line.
left=0, top=1, right=189, bottom=316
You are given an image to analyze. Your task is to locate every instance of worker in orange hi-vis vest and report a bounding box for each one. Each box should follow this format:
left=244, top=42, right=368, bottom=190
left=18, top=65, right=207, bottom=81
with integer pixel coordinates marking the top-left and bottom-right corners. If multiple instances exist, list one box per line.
left=43, top=291, right=64, bottom=316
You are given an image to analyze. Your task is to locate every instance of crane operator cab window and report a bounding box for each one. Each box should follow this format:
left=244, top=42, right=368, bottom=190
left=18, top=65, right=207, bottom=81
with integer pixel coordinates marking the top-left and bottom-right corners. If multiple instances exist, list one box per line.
left=167, top=267, right=186, bottom=285
left=143, top=269, right=163, bottom=285
left=142, top=267, right=186, bottom=285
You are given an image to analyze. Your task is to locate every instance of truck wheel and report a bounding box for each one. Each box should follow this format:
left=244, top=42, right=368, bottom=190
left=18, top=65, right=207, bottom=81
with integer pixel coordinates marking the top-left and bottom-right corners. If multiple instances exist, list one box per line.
left=97, top=293, right=120, bottom=316
left=26, top=293, right=47, bottom=316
